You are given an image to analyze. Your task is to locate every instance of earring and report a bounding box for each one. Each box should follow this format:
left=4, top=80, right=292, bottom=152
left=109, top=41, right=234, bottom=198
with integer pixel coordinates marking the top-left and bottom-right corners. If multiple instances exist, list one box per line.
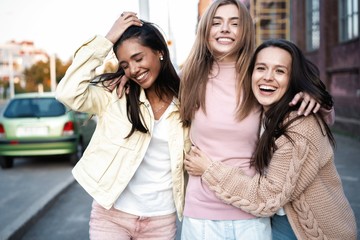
left=160, top=56, right=163, bottom=61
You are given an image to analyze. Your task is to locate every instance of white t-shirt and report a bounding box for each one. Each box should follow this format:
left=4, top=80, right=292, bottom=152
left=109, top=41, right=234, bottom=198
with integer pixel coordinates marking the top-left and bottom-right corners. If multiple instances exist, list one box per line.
left=114, top=103, right=176, bottom=217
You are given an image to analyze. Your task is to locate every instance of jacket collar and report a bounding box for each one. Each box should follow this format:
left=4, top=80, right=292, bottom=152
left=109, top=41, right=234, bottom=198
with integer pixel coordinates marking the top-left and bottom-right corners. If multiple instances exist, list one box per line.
left=139, top=88, right=147, bottom=103
left=139, top=88, right=180, bottom=108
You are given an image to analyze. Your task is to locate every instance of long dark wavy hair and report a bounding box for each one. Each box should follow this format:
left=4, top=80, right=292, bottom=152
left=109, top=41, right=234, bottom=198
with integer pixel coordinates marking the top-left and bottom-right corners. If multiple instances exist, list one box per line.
left=92, top=21, right=180, bottom=138
left=247, top=39, right=335, bottom=175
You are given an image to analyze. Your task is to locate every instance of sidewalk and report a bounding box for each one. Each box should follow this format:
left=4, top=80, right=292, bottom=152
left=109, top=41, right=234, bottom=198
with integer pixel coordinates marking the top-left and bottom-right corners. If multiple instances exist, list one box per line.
left=0, top=160, right=74, bottom=240
left=1, top=133, right=359, bottom=239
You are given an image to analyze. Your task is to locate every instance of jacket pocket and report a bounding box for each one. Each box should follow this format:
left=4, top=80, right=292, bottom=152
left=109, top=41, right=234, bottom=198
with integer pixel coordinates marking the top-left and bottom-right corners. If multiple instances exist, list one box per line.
left=81, top=129, right=142, bottom=184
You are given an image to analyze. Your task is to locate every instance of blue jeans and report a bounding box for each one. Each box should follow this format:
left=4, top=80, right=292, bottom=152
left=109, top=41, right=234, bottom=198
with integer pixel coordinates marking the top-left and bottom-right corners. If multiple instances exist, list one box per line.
left=181, top=216, right=271, bottom=240
left=271, top=214, right=297, bottom=240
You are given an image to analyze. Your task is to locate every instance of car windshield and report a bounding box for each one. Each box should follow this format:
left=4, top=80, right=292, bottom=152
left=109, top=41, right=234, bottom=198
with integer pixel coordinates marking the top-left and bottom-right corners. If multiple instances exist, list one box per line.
left=4, top=97, right=66, bottom=118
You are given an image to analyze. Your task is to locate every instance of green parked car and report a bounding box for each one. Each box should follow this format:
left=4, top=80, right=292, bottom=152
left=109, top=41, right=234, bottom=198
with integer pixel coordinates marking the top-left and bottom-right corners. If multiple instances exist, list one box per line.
left=0, top=92, right=96, bottom=169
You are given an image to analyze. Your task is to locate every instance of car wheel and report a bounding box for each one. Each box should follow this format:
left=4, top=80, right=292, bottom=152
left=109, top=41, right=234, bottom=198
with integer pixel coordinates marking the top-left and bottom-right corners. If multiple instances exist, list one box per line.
left=0, top=156, right=14, bottom=169
left=69, top=140, right=84, bottom=166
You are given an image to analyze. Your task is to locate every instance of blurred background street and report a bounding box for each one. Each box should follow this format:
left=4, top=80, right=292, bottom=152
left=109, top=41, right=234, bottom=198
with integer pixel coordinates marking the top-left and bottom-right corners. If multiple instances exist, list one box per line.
left=0, top=0, right=359, bottom=239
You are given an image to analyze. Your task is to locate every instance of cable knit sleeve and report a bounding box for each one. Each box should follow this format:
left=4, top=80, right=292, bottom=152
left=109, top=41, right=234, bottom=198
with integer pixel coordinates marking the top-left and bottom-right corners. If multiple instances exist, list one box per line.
left=202, top=114, right=326, bottom=217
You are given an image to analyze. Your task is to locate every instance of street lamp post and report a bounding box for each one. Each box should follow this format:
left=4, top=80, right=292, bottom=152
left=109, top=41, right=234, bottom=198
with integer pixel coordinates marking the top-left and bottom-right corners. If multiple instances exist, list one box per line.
left=8, top=51, right=14, bottom=98
left=50, top=54, right=56, bottom=92
left=139, top=0, right=149, bottom=20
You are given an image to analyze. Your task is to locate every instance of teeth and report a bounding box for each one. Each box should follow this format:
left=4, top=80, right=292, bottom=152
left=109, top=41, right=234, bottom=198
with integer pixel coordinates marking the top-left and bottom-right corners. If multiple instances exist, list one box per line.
left=136, top=72, right=147, bottom=80
left=218, top=38, right=233, bottom=42
left=259, top=85, right=276, bottom=91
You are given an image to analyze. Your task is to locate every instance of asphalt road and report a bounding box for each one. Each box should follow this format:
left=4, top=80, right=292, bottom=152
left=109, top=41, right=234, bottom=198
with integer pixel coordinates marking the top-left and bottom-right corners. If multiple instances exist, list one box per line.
left=21, top=181, right=91, bottom=240
left=0, top=157, right=74, bottom=240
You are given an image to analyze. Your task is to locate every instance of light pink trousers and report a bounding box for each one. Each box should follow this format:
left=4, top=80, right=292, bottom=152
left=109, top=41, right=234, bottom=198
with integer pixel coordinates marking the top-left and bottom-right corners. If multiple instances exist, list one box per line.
left=89, top=201, right=177, bottom=240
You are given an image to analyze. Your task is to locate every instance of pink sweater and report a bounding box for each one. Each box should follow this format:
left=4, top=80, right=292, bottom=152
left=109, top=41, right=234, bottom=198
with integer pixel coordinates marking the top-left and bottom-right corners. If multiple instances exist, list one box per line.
left=183, top=62, right=261, bottom=220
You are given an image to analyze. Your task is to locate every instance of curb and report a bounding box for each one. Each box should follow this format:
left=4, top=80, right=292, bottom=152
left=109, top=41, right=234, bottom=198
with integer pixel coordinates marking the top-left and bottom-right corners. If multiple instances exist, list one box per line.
left=0, top=175, right=75, bottom=240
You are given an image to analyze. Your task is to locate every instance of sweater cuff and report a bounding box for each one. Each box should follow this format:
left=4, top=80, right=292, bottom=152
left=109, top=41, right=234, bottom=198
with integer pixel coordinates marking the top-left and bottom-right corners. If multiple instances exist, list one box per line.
left=202, top=161, right=232, bottom=188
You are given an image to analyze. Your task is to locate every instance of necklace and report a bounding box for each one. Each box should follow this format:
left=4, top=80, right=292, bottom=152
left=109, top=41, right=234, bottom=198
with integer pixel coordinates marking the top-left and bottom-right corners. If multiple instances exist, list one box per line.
left=153, top=102, right=166, bottom=114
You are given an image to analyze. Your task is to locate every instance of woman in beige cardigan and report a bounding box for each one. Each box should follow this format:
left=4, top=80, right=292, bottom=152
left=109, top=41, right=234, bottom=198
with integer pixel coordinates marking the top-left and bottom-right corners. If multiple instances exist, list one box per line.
left=184, top=39, right=357, bottom=239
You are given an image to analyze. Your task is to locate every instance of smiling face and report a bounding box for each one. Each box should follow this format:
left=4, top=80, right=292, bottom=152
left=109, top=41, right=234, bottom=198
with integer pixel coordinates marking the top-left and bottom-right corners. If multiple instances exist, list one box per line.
left=251, top=46, right=292, bottom=111
left=116, top=38, right=162, bottom=90
left=208, top=4, right=240, bottom=62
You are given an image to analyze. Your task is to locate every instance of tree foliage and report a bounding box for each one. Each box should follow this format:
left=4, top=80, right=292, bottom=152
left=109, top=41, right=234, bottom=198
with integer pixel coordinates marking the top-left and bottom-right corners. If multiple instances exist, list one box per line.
left=23, top=61, right=50, bottom=92
left=103, top=61, right=118, bottom=73
left=22, top=57, right=72, bottom=93
left=19, top=57, right=115, bottom=94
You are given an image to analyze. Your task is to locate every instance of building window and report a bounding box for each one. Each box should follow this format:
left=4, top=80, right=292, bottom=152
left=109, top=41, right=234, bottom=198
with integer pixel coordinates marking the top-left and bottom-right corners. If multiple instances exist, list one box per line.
left=306, top=0, right=320, bottom=51
left=339, top=0, right=359, bottom=42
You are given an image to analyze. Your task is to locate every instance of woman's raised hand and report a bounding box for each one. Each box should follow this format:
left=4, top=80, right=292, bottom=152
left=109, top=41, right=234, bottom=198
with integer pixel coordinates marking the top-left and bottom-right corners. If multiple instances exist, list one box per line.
left=105, top=12, right=143, bottom=44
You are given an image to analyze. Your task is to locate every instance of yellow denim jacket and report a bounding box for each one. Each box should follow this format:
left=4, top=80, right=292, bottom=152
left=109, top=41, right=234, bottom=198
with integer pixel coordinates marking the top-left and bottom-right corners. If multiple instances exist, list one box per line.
left=55, top=35, right=190, bottom=220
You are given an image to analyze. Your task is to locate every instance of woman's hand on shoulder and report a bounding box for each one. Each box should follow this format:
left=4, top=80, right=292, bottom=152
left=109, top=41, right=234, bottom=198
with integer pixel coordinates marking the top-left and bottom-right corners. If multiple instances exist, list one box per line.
left=105, top=12, right=143, bottom=44
left=289, top=91, right=321, bottom=116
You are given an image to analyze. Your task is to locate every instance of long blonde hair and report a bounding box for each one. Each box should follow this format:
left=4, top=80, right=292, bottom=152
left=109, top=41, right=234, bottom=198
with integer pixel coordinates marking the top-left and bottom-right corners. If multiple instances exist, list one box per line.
left=179, top=0, right=256, bottom=127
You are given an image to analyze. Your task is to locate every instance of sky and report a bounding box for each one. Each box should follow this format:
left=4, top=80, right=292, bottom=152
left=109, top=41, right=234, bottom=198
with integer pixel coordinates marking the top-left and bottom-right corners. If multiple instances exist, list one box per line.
left=0, top=0, right=198, bottom=66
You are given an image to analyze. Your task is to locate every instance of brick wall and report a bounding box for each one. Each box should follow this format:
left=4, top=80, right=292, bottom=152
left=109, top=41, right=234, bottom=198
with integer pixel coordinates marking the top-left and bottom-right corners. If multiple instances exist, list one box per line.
left=291, top=0, right=360, bottom=138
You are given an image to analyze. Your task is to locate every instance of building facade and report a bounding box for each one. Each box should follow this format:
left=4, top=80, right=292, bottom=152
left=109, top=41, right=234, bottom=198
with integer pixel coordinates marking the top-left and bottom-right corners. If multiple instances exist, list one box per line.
left=0, top=40, right=48, bottom=98
left=290, top=0, right=359, bottom=138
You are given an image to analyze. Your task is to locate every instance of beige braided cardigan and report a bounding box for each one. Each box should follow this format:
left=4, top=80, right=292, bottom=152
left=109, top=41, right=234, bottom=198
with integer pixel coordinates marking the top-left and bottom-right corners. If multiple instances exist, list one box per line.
left=202, top=113, right=357, bottom=240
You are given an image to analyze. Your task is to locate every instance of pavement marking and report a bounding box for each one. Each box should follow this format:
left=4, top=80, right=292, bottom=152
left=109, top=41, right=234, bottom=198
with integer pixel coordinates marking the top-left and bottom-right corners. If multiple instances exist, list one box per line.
left=340, top=176, right=359, bottom=182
